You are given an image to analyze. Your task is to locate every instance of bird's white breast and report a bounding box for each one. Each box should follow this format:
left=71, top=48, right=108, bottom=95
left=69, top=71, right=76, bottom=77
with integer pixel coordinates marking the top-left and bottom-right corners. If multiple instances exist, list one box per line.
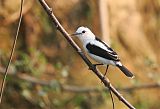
left=85, top=49, right=116, bottom=66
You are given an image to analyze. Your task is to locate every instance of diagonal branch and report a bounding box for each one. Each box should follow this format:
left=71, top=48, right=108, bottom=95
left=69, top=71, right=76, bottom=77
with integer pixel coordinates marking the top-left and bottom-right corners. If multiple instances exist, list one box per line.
left=38, top=0, right=136, bottom=109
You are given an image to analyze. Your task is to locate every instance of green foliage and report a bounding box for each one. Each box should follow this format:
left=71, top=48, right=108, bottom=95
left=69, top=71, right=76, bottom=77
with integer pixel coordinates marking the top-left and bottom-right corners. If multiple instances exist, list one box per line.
left=144, top=56, right=155, bottom=67
left=15, top=49, right=47, bottom=76
left=135, top=101, right=149, bottom=109
left=55, top=62, right=63, bottom=69
left=49, top=80, right=61, bottom=92
left=73, top=95, right=90, bottom=109
left=73, top=95, right=86, bottom=106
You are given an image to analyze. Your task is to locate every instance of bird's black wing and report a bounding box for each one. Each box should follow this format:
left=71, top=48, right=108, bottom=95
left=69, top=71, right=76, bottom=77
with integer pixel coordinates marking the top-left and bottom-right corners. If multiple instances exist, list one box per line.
left=86, top=37, right=120, bottom=61
left=95, top=37, right=118, bottom=55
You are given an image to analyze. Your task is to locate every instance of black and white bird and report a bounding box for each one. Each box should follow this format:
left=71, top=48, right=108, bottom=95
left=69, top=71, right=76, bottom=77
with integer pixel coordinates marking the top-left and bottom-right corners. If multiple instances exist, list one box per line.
left=71, top=26, right=134, bottom=78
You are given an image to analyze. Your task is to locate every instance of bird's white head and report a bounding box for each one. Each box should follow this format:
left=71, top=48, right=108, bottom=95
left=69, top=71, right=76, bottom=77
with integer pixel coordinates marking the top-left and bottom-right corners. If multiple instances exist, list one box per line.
left=72, top=26, right=95, bottom=43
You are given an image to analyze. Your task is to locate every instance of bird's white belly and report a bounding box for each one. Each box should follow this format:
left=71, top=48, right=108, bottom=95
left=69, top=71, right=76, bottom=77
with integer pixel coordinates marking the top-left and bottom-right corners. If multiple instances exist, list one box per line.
left=88, top=53, right=116, bottom=66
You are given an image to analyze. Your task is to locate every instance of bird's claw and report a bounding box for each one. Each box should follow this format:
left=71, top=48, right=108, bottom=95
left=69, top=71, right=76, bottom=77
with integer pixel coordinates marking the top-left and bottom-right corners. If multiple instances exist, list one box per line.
left=88, top=64, right=97, bottom=70
left=101, top=76, right=106, bottom=83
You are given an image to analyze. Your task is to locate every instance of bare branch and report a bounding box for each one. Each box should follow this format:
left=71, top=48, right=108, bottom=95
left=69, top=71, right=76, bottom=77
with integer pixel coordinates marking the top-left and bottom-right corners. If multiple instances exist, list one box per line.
left=0, top=0, right=24, bottom=104
left=0, top=69, right=159, bottom=93
left=37, top=0, right=136, bottom=108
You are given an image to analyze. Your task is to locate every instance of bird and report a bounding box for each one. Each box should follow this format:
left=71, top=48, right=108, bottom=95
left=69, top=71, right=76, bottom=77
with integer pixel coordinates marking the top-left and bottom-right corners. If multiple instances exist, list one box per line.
left=71, top=26, right=134, bottom=78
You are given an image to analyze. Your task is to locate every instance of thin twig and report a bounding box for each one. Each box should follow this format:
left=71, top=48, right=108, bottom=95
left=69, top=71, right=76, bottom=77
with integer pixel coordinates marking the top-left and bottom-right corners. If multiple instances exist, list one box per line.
left=109, top=89, right=115, bottom=109
left=37, top=0, right=136, bottom=108
left=0, top=0, right=24, bottom=103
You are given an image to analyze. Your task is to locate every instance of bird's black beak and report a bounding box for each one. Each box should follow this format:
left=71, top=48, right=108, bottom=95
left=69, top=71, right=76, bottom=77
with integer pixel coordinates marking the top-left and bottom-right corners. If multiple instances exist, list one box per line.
left=70, top=32, right=82, bottom=36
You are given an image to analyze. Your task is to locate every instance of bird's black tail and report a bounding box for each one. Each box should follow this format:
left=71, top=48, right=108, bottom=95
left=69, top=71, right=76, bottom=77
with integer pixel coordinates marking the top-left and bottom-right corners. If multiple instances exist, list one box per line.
left=117, top=65, right=134, bottom=78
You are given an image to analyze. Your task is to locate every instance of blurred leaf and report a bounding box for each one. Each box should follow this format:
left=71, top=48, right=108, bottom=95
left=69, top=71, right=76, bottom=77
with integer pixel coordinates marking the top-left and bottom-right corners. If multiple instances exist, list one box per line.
left=50, top=80, right=61, bottom=92
left=73, top=95, right=86, bottom=106
left=55, top=62, right=63, bottom=69
left=135, top=101, right=149, bottom=109
left=61, top=67, right=69, bottom=78
left=21, top=89, right=32, bottom=100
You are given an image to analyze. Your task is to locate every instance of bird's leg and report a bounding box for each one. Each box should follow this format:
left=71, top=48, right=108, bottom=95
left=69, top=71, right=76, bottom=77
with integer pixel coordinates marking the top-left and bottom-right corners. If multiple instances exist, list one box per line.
left=102, top=65, right=109, bottom=80
left=104, top=65, right=109, bottom=77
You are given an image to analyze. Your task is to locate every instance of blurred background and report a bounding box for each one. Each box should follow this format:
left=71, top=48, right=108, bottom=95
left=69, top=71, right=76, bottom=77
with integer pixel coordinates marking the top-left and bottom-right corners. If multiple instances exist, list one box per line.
left=0, top=0, right=160, bottom=109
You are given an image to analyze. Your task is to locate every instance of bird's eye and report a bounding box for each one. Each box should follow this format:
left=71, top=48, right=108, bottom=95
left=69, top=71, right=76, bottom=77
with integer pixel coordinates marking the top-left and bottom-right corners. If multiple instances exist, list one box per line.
left=82, top=30, right=86, bottom=33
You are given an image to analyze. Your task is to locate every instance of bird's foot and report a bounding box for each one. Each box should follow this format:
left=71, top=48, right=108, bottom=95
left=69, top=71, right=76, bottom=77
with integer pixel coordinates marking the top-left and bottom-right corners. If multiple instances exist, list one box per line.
left=101, top=76, right=106, bottom=83
left=88, top=65, right=96, bottom=70
left=88, top=63, right=103, bottom=70
left=101, top=65, right=109, bottom=83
